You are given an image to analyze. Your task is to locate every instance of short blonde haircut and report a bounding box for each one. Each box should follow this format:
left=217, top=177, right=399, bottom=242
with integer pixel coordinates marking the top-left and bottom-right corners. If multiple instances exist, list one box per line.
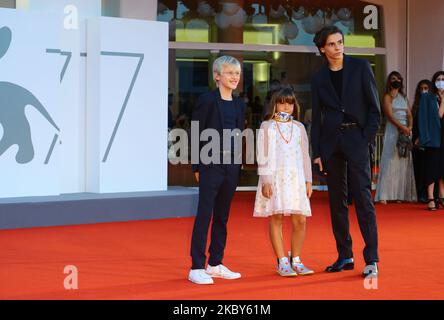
left=212, top=55, right=241, bottom=83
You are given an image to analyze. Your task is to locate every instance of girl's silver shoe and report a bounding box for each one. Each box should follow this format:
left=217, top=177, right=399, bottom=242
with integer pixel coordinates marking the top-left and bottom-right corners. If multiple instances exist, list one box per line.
left=292, top=262, right=315, bottom=275
left=289, top=251, right=315, bottom=276
left=276, top=257, right=297, bottom=277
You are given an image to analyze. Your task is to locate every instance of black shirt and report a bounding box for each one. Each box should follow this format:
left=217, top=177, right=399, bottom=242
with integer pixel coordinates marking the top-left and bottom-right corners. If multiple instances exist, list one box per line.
left=330, top=69, right=343, bottom=101
left=220, top=99, right=236, bottom=130
left=220, top=99, right=237, bottom=153
left=330, top=69, right=354, bottom=123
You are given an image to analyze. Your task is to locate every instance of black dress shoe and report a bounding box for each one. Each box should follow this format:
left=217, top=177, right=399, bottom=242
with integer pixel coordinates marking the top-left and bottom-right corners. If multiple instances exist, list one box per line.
left=325, top=258, right=354, bottom=272
left=362, top=262, right=378, bottom=278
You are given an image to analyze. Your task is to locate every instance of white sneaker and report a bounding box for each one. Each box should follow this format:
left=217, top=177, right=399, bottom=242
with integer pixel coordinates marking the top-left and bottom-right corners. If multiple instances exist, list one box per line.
left=206, top=264, right=241, bottom=280
left=188, top=269, right=214, bottom=285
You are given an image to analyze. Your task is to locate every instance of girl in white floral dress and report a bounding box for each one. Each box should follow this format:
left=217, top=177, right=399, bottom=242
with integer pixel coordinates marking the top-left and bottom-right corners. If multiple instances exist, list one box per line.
left=254, top=88, right=314, bottom=277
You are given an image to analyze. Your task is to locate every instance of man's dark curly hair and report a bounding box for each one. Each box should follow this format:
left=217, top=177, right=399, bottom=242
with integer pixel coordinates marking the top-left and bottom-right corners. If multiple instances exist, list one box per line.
left=313, top=26, right=344, bottom=56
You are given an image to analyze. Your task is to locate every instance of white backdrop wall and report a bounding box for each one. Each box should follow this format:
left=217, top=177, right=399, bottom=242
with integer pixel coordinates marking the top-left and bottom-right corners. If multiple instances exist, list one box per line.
left=87, top=17, right=168, bottom=193
left=0, top=6, right=169, bottom=198
left=17, top=0, right=101, bottom=194
left=0, top=10, right=61, bottom=197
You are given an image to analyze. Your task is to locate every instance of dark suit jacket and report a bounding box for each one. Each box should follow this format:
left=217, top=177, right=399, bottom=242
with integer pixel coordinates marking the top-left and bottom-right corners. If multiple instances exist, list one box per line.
left=191, top=89, right=246, bottom=172
left=311, top=55, right=381, bottom=160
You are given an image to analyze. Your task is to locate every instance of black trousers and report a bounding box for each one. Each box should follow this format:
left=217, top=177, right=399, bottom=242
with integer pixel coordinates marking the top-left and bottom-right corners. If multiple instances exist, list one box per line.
left=324, top=128, right=379, bottom=264
left=412, top=148, right=427, bottom=201
left=190, top=164, right=240, bottom=270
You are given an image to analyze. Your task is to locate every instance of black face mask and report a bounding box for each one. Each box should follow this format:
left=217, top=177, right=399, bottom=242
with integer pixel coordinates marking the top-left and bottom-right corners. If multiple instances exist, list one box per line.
left=391, top=80, right=402, bottom=89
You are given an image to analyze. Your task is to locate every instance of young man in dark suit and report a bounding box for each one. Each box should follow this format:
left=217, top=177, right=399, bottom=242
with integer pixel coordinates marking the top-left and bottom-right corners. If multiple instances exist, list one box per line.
left=188, top=56, right=246, bottom=284
left=311, top=26, right=381, bottom=277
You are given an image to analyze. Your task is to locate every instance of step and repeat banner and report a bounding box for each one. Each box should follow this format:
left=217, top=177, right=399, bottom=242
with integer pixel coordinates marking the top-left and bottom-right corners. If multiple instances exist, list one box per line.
left=0, top=10, right=61, bottom=197
left=16, top=0, right=101, bottom=194
left=0, top=2, right=168, bottom=197
left=87, top=17, right=168, bottom=193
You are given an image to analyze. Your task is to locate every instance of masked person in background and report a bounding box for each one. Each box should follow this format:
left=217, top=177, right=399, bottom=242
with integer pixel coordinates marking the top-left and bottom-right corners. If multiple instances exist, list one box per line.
left=418, top=71, right=444, bottom=211
left=375, top=71, right=416, bottom=204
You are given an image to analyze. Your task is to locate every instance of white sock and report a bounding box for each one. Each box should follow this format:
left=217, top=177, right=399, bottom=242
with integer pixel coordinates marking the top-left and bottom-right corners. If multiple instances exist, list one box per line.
left=292, top=256, right=302, bottom=264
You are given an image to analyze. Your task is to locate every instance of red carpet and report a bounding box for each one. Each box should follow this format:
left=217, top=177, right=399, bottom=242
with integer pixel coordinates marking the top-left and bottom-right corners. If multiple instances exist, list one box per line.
left=1, top=192, right=444, bottom=300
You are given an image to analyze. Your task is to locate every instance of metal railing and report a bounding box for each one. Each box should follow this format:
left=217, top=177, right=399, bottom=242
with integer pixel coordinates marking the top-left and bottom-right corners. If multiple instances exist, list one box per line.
left=372, top=132, right=384, bottom=186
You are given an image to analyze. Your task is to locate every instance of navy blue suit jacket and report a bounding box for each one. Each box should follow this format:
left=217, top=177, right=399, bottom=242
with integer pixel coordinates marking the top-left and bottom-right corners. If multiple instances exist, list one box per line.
left=311, top=55, right=381, bottom=160
left=191, top=89, right=246, bottom=172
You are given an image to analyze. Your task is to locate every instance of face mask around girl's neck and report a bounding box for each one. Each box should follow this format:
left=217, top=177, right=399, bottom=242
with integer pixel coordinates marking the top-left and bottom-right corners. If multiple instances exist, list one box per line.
left=274, top=111, right=293, bottom=122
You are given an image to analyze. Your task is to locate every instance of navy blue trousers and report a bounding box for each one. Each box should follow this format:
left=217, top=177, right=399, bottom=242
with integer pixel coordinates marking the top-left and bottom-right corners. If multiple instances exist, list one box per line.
left=190, top=164, right=240, bottom=270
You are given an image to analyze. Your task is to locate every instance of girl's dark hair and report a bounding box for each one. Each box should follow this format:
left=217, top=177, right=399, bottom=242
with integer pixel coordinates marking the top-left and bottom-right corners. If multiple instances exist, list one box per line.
left=412, top=79, right=433, bottom=116
left=264, top=88, right=300, bottom=121
left=431, top=71, right=444, bottom=94
left=313, top=26, right=344, bottom=56
left=385, top=71, right=406, bottom=97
